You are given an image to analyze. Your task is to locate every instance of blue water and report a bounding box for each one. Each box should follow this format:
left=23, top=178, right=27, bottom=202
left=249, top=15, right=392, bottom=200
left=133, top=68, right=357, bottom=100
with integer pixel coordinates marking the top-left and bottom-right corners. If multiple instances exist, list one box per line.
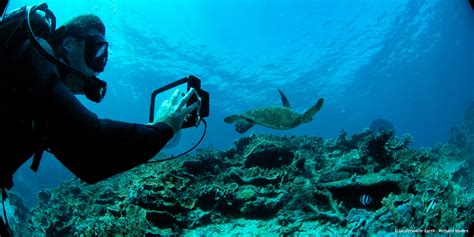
left=6, top=0, right=474, bottom=207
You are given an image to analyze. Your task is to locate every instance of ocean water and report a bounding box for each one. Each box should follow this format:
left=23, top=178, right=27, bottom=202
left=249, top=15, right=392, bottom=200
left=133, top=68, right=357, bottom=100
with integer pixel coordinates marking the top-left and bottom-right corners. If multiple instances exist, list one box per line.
left=5, top=0, right=474, bottom=213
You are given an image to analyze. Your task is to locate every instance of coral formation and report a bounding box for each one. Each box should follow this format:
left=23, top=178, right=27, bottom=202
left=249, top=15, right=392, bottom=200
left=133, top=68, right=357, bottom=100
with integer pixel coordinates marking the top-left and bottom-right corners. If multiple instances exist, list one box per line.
left=5, top=122, right=473, bottom=235
left=450, top=102, right=474, bottom=151
left=450, top=102, right=474, bottom=171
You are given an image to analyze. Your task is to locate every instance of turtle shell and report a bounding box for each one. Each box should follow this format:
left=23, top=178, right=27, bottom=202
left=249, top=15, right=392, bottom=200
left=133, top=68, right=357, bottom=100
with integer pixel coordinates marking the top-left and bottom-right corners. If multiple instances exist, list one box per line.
left=240, top=106, right=302, bottom=130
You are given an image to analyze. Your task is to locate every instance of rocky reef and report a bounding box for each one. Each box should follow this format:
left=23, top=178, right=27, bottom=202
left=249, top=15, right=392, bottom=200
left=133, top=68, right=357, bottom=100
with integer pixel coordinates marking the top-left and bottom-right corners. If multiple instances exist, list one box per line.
left=450, top=102, right=474, bottom=164
left=6, top=119, right=474, bottom=235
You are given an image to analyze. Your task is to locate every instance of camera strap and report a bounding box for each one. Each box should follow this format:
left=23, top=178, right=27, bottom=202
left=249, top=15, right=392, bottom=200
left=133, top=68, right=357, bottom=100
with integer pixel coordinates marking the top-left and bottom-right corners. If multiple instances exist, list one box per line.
left=147, top=119, right=207, bottom=163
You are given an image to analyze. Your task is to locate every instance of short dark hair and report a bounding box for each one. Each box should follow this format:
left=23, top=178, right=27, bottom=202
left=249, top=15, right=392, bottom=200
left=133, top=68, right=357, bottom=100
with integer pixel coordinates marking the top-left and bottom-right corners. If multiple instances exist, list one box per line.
left=51, top=14, right=105, bottom=50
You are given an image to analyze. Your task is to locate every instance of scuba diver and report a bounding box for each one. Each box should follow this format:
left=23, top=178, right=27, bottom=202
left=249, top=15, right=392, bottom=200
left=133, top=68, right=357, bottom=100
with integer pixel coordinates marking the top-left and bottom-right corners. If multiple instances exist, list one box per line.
left=0, top=3, right=197, bottom=235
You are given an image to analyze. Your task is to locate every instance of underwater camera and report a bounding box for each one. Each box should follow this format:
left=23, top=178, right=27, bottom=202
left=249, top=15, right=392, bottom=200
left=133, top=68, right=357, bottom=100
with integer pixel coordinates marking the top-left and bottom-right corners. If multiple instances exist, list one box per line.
left=147, top=75, right=209, bottom=162
left=149, top=75, right=209, bottom=128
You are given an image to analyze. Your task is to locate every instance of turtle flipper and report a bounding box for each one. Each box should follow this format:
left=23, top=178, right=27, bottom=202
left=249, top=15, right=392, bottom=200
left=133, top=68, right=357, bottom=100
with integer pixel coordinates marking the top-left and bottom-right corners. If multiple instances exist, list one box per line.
left=224, top=115, right=242, bottom=124
left=277, top=89, right=291, bottom=108
left=302, top=98, right=324, bottom=122
left=235, top=121, right=254, bottom=133
left=225, top=115, right=254, bottom=132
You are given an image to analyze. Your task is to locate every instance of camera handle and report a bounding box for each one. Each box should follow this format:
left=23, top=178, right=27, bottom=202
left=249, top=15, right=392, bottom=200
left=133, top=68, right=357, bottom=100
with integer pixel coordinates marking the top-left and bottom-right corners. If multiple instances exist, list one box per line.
left=188, top=89, right=202, bottom=127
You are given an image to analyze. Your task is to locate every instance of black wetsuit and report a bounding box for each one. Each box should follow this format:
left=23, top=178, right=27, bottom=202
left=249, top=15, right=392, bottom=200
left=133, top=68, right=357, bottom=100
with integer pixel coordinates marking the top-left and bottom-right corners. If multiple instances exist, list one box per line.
left=0, top=38, right=173, bottom=189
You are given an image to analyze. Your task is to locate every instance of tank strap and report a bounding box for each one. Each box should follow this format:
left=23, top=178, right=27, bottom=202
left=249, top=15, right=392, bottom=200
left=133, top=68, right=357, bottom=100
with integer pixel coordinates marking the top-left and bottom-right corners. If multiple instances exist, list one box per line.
left=30, top=119, right=47, bottom=173
left=30, top=149, right=44, bottom=172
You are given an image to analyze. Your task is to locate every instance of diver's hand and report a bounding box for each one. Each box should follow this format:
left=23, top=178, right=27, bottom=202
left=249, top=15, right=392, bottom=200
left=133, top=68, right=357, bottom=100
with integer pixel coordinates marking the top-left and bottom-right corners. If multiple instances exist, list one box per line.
left=150, top=88, right=198, bottom=134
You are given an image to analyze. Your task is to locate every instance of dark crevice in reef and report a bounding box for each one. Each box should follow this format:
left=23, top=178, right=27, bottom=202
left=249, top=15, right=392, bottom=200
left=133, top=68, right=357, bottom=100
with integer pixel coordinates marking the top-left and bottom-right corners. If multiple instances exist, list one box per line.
left=326, top=181, right=400, bottom=210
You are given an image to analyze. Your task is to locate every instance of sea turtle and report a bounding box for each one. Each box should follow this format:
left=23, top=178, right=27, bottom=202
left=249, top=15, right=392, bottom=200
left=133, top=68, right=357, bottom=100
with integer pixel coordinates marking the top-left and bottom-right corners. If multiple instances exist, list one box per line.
left=224, top=89, right=324, bottom=133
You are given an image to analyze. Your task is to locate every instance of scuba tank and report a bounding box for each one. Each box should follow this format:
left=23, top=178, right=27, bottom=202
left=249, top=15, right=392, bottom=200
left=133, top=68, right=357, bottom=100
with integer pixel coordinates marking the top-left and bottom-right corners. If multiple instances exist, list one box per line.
left=0, top=3, right=56, bottom=50
left=0, top=5, right=55, bottom=237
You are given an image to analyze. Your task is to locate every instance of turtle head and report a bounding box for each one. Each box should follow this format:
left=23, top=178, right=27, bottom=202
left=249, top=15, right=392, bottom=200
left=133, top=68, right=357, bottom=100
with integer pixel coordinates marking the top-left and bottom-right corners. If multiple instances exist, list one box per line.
left=301, top=98, right=324, bottom=123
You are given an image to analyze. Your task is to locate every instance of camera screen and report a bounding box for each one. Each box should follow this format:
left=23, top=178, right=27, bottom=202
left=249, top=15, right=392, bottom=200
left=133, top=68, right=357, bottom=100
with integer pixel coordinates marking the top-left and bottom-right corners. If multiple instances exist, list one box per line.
left=151, top=82, right=188, bottom=118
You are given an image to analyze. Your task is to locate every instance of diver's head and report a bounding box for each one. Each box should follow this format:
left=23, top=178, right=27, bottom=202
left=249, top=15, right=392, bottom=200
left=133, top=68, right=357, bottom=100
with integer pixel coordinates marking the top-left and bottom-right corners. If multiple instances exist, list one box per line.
left=51, top=15, right=108, bottom=94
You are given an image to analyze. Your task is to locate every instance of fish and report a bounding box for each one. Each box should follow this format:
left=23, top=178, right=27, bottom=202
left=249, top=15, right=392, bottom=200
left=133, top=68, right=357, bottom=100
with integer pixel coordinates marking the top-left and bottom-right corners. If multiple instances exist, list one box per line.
left=360, top=194, right=374, bottom=207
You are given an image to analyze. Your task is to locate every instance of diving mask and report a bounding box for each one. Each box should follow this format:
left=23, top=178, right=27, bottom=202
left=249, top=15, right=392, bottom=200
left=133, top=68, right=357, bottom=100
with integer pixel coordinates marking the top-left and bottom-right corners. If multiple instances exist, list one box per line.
left=73, top=34, right=109, bottom=73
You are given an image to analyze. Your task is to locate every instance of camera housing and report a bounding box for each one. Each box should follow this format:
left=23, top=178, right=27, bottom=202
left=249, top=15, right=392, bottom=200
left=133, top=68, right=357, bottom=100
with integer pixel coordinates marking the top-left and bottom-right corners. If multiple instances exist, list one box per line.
left=150, top=75, right=210, bottom=128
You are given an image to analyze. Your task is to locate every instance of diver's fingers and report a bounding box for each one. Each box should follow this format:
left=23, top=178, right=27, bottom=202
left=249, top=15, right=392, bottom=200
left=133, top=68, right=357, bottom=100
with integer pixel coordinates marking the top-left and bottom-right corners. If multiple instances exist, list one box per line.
left=169, top=89, right=180, bottom=106
left=161, top=99, right=170, bottom=107
left=177, top=88, right=196, bottom=110
left=183, top=102, right=198, bottom=115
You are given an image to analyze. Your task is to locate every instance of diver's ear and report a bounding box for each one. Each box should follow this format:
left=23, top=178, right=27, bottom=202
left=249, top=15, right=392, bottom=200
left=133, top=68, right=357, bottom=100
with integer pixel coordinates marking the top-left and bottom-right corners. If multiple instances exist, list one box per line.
left=61, top=36, right=77, bottom=52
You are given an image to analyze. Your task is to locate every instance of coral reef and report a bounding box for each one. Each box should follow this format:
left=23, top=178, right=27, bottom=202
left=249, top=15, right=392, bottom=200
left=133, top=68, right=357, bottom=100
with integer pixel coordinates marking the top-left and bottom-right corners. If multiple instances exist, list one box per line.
left=450, top=102, right=474, bottom=167
left=450, top=102, right=474, bottom=149
left=6, top=127, right=474, bottom=236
